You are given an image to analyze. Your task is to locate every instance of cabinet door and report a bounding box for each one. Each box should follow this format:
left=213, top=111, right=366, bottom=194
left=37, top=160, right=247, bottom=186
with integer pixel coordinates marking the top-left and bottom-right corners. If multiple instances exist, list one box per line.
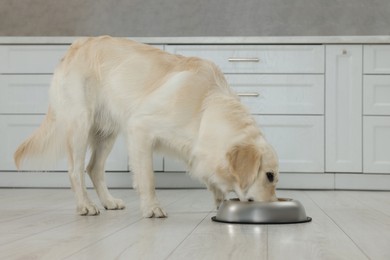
left=363, top=75, right=390, bottom=115
left=0, top=115, right=65, bottom=171
left=363, top=116, right=390, bottom=174
left=325, top=45, right=363, bottom=172
left=153, top=154, right=164, bottom=172
left=0, top=115, right=128, bottom=171
left=163, top=156, right=187, bottom=172
left=0, top=45, right=68, bottom=73
left=0, top=75, right=51, bottom=114
left=255, top=115, right=324, bottom=172
left=364, top=45, right=390, bottom=74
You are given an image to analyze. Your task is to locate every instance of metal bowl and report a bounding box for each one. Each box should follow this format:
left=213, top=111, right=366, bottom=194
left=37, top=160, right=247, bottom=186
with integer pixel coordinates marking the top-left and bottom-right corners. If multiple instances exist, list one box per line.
left=212, top=198, right=312, bottom=224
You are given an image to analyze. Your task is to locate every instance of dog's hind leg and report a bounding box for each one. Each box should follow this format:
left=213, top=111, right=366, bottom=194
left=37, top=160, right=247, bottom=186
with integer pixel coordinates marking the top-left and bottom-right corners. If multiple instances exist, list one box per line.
left=67, top=116, right=100, bottom=216
left=127, top=126, right=167, bottom=218
left=87, top=132, right=125, bottom=210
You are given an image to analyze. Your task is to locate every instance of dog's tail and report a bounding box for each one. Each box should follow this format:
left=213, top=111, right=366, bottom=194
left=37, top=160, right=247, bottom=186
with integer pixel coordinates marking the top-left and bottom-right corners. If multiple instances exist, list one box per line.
left=14, top=107, right=66, bottom=170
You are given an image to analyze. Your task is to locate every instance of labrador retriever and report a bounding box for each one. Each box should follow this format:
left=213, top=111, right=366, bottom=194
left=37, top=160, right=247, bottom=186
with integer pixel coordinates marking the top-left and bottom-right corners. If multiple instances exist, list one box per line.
left=14, top=36, right=279, bottom=217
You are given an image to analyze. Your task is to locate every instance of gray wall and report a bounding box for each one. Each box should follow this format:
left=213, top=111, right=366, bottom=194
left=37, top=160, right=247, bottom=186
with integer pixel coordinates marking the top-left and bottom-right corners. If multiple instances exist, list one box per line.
left=1, top=0, right=389, bottom=37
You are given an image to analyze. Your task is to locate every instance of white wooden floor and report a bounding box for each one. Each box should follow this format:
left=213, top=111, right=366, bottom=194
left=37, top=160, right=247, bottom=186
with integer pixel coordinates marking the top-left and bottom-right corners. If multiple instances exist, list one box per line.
left=0, top=189, right=389, bottom=260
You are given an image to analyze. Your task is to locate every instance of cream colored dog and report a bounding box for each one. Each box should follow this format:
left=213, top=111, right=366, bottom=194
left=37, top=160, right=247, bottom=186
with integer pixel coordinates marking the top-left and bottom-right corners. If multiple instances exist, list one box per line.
left=14, top=36, right=279, bottom=218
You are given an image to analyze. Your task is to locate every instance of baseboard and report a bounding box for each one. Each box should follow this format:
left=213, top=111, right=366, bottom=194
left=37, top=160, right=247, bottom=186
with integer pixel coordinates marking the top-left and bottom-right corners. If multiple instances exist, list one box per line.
left=277, top=173, right=335, bottom=189
left=0, top=171, right=205, bottom=189
left=0, top=171, right=389, bottom=190
left=335, top=173, right=390, bottom=191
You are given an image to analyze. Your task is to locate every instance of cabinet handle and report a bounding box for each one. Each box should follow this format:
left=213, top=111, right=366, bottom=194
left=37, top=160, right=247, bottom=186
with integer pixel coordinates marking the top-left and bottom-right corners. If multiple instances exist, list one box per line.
left=237, top=92, right=260, bottom=97
left=228, top=57, right=260, bottom=62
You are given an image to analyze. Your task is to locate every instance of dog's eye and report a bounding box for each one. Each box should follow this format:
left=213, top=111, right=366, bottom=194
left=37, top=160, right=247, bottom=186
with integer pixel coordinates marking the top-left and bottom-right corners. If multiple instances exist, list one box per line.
left=266, top=172, right=274, bottom=182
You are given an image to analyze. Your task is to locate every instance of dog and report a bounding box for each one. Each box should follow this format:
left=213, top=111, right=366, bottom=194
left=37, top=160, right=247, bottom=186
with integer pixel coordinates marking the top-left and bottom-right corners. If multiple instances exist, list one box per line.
left=14, top=36, right=279, bottom=217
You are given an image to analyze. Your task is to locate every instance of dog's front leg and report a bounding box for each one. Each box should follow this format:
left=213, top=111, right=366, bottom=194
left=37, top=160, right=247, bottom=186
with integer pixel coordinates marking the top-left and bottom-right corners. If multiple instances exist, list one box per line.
left=208, top=183, right=226, bottom=209
left=127, top=129, right=167, bottom=218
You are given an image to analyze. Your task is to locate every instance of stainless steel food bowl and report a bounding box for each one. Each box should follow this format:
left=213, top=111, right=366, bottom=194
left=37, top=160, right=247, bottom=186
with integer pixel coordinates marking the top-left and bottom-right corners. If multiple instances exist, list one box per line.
left=212, top=198, right=312, bottom=224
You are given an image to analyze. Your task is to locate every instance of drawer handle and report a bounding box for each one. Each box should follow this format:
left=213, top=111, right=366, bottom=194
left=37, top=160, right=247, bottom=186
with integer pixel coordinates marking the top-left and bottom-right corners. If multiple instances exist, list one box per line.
left=228, top=57, right=260, bottom=62
left=237, top=92, right=260, bottom=97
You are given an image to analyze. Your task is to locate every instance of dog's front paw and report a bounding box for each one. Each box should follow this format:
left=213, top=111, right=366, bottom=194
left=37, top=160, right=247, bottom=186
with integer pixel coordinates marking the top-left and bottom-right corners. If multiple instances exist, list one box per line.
left=215, top=198, right=224, bottom=210
left=142, top=206, right=167, bottom=218
left=103, top=198, right=126, bottom=210
left=77, top=203, right=100, bottom=216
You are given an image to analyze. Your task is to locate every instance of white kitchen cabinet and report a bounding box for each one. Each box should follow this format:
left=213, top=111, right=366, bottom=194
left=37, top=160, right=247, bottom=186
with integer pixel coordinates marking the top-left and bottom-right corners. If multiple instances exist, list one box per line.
left=363, top=116, right=390, bottom=173
left=152, top=154, right=164, bottom=172
left=0, top=115, right=130, bottom=171
left=0, top=115, right=163, bottom=172
left=0, top=45, right=68, bottom=73
left=164, top=157, right=187, bottom=172
left=255, top=115, right=324, bottom=172
left=364, top=45, right=390, bottom=74
left=362, top=46, right=390, bottom=174
left=0, top=75, right=51, bottom=114
left=167, top=44, right=325, bottom=174
left=164, top=116, right=325, bottom=173
left=1, top=38, right=390, bottom=190
left=0, top=115, right=67, bottom=171
left=363, top=75, right=390, bottom=116
left=325, top=45, right=363, bottom=172
left=226, top=74, right=324, bottom=115
left=165, top=45, right=324, bottom=74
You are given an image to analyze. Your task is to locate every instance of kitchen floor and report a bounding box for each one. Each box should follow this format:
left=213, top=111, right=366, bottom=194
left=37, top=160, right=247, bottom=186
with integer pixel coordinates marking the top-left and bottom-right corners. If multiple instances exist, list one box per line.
left=0, top=188, right=389, bottom=260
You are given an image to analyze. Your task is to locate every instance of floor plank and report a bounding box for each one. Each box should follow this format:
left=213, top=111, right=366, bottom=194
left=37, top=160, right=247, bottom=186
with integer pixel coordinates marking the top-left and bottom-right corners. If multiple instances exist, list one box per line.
left=0, top=190, right=184, bottom=260
left=343, top=191, right=390, bottom=216
left=0, top=211, right=80, bottom=246
left=167, top=191, right=267, bottom=260
left=0, top=189, right=389, bottom=260
left=168, top=191, right=267, bottom=259
left=66, top=212, right=209, bottom=260
left=268, top=191, right=368, bottom=260
left=66, top=190, right=214, bottom=259
left=0, top=189, right=80, bottom=230
left=307, top=191, right=390, bottom=260
left=167, top=212, right=268, bottom=260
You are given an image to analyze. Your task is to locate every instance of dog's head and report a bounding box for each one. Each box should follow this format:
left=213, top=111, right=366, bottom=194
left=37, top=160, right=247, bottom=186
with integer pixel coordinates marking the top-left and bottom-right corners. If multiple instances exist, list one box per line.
left=225, top=137, right=279, bottom=202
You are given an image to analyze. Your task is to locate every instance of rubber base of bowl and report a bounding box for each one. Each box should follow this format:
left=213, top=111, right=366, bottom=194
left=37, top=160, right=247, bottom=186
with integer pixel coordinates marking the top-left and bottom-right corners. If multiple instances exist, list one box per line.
left=211, top=216, right=312, bottom=225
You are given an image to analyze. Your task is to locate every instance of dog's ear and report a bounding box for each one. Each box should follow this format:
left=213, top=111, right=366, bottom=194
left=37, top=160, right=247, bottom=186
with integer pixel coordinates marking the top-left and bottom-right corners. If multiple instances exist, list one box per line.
left=227, top=144, right=261, bottom=190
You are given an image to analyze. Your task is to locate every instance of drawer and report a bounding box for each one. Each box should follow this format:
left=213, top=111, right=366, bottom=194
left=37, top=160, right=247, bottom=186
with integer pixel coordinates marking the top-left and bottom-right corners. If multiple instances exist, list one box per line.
left=0, top=115, right=129, bottom=171
left=0, top=75, right=51, bottom=114
left=0, top=45, right=68, bottom=73
left=364, top=45, right=390, bottom=74
left=165, top=45, right=324, bottom=74
left=363, top=116, right=390, bottom=173
left=254, top=115, right=324, bottom=172
left=226, top=74, right=324, bottom=115
left=364, top=75, right=390, bottom=115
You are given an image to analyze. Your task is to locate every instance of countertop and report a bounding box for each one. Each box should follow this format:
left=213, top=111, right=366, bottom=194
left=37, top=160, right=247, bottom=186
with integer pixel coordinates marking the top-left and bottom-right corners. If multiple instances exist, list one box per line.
left=1, top=36, right=390, bottom=45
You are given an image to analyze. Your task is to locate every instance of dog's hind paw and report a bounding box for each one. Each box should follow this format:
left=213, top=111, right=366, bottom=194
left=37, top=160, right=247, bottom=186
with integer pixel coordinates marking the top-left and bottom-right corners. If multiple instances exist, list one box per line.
left=142, top=206, right=167, bottom=218
left=103, top=198, right=126, bottom=210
